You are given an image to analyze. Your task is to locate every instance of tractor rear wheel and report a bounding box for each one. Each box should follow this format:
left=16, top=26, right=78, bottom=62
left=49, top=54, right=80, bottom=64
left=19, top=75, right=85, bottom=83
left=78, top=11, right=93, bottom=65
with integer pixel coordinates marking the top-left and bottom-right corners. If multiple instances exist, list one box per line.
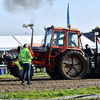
left=10, top=67, right=19, bottom=77
left=56, top=51, right=87, bottom=79
left=46, top=67, right=59, bottom=79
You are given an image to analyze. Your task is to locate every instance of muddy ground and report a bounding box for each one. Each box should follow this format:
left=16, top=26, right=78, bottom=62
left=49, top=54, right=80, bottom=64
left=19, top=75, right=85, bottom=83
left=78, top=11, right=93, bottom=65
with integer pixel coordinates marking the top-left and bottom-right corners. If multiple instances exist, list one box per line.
left=0, top=76, right=100, bottom=92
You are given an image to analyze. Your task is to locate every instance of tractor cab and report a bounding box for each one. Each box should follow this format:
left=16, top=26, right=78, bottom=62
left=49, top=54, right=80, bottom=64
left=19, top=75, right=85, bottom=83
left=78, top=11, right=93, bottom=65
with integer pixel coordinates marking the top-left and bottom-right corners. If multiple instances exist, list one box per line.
left=32, top=25, right=80, bottom=57
left=43, top=25, right=79, bottom=48
left=32, top=26, right=82, bottom=68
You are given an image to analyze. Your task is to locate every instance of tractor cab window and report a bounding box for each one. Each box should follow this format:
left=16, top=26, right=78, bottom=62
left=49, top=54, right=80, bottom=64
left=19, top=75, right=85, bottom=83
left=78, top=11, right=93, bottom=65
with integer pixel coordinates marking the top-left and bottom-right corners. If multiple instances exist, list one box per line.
left=68, top=33, right=79, bottom=47
left=44, top=29, right=52, bottom=47
left=53, top=31, right=65, bottom=46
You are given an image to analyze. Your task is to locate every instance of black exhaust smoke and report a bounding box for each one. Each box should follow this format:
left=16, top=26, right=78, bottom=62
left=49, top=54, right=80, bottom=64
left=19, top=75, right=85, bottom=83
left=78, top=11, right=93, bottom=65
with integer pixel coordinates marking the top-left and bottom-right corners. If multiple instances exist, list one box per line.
left=3, top=0, right=55, bottom=13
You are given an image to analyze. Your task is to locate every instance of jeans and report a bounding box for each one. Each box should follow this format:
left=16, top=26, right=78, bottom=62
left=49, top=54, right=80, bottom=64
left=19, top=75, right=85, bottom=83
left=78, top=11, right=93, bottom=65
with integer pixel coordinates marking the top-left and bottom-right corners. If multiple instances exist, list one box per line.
left=22, top=63, right=31, bottom=83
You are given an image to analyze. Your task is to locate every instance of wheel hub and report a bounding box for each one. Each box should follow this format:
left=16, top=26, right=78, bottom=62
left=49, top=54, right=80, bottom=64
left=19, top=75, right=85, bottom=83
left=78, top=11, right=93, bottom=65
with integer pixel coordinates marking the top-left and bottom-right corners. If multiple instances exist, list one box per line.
left=63, top=56, right=82, bottom=77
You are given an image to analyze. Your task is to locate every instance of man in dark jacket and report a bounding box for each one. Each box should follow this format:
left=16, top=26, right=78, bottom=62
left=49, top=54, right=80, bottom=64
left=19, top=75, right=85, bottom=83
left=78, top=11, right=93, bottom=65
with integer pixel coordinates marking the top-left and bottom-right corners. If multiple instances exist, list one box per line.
left=84, top=44, right=94, bottom=59
left=2, top=52, right=12, bottom=62
left=0, top=55, right=5, bottom=65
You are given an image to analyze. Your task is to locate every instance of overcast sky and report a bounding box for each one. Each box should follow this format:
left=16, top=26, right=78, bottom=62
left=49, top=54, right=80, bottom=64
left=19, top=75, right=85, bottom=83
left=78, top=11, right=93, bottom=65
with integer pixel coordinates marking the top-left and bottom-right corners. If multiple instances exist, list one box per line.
left=1, top=0, right=100, bottom=36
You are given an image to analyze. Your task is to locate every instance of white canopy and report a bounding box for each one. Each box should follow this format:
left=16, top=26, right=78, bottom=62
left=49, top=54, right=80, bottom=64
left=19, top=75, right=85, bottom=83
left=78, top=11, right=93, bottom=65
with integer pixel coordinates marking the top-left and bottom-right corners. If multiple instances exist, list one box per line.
left=0, top=35, right=97, bottom=51
left=0, top=35, right=44, bottom=51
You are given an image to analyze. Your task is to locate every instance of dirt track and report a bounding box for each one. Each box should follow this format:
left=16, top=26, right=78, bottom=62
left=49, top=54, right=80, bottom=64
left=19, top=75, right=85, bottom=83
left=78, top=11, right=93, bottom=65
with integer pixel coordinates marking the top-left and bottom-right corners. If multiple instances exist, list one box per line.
left=0, top=76, right=100, bottom=92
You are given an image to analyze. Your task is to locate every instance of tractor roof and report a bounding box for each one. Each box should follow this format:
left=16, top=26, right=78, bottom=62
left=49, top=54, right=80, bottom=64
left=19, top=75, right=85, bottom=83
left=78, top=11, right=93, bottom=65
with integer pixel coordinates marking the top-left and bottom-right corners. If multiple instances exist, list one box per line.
left=47, top=25, right=80, bottom=32
left=53, top=26, right=80, bottom=31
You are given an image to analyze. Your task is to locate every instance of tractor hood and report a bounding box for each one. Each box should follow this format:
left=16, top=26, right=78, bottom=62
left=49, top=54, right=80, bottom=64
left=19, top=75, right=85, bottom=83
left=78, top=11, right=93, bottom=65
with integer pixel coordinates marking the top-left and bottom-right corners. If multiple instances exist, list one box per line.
left=31, top=46, right=47, bottom=52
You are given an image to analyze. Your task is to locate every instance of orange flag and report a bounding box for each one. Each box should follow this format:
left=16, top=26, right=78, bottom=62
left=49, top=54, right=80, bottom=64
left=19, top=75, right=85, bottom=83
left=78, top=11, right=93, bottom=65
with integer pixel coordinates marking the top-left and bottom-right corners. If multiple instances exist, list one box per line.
left=29, top=46, right=34, bottom=57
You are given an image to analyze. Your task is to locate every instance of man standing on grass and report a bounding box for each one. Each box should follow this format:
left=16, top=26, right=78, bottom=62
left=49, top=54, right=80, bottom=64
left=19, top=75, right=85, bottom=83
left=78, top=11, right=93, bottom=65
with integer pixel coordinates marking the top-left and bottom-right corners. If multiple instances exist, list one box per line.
left=19, top=44, right=33, bottom=86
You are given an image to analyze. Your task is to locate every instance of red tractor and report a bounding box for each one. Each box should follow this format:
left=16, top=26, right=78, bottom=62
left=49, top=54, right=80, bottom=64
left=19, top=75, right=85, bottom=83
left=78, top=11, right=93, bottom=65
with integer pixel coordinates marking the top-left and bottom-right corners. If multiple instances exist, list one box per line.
left=9, top=25, right=88, bottom=80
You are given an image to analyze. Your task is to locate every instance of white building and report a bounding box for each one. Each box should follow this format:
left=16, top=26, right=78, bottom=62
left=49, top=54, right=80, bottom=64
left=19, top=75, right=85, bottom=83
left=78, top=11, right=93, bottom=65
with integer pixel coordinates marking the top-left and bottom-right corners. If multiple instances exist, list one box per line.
left=0, top=35, right=44, bottom=56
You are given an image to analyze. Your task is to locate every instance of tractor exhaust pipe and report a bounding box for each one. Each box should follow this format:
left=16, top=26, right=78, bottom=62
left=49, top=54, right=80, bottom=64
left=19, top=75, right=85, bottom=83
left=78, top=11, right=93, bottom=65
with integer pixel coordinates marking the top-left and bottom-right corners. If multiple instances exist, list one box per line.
left=23, top=23, right=34, bottom=47
left=31, top=27, right=34, bottom=47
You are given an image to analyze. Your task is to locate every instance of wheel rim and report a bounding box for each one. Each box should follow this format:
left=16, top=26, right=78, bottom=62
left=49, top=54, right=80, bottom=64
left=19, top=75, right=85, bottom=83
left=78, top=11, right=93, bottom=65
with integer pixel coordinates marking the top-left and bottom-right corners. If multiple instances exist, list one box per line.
left=63, top=55, right=83, bottom=77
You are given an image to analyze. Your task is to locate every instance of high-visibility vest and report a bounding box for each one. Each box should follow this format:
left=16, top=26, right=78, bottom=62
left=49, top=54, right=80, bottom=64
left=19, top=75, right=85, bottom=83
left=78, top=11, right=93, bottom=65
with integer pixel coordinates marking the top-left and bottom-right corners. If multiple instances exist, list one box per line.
left=19, top=47, right=33, bottom=63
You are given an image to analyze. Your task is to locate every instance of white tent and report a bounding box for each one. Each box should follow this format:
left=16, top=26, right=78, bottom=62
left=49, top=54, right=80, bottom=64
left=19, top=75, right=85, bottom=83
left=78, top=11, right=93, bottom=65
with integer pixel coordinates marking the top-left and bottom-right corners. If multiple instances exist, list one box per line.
left=0, top=35, right=97, bottom=51
left=14, top=35, right=44, bottom=46
left=0, top=36, right=20, bottom=51
left=0, top=35, right=44, bottom=51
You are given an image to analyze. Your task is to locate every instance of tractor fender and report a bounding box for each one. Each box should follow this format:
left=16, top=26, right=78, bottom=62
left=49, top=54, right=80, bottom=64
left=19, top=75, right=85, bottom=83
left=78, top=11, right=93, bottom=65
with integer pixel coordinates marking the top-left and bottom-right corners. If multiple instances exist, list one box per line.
left=60, top=48, right=85, bottom=55
left=60, top=48, right=67, bottom=53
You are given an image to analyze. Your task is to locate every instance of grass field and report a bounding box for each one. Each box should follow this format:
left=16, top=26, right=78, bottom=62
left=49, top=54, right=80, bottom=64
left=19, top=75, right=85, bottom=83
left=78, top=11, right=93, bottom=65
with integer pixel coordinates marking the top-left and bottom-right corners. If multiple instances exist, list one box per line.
left=0, top=71, right=100, bottom=99
left=0, top=87, right=100, bottom=99
left=0, top=68, right=48, bottom=79
left=0, top=72, right=49, bottom=79
left=0, top=72, right=16, bottom=79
